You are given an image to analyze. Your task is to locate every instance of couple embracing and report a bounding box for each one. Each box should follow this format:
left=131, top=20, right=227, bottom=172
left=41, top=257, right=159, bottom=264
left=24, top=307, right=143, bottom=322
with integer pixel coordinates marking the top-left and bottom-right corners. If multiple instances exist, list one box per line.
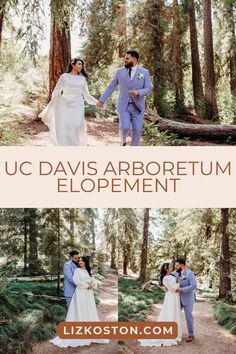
left=49, top=250, right=109, bottom=348
left=39, top=50, right=152, bottom=146
left=139, top=258, right=197, bottom=347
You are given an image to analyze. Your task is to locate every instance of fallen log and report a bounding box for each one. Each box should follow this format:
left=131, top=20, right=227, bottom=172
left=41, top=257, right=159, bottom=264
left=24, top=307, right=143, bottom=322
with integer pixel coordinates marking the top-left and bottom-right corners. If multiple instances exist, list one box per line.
left=10, top=291, right=65, bottom=302
left=147, top=111, right=236, bottom=140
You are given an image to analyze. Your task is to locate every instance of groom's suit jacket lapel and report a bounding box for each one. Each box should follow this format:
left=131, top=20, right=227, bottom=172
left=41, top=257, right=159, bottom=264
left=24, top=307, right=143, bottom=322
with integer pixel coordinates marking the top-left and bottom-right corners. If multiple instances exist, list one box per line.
left=132, top=65, right=142, bottom=86
left=124, top=67, right=133, bottom=89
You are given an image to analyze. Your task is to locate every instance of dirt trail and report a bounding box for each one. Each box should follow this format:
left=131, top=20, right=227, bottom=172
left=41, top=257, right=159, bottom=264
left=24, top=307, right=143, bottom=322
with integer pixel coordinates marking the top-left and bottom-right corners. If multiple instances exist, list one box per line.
left=32, top=267, right=118, bottom=354
left=24, top=116, right=122, bottom=146
left=120, top=295, right=236, bottom=354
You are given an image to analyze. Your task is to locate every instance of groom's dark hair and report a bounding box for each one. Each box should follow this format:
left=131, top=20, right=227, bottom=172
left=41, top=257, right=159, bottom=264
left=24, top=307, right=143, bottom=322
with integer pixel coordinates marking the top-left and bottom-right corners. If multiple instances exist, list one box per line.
left=69, top=249, right=79, bottom=257
left=126, top=50, right=139, bottom=60
left=176, top=258, right=186, bottom=265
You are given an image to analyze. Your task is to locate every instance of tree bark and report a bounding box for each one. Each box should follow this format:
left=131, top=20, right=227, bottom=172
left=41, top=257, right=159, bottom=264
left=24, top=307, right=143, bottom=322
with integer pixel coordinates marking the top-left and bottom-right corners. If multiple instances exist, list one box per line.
left=0, top=2, right=5, bottom=50
left=140, top=208, right=150, bottom=283
left=203, top=0, right=218, bottom=120
left=23, top=209, right=28, bottom=273
left=219, top=209, right=232, bottom=302
left=110, top=239, right=117, bottom=269
left=116, top=0, right=127, bottom=57
left=49, top=4, right=71, bottom=99
left=148, top=111, right=236, bottom=140
left=187, top=0, right=204, bottom=115
left=28, top=209, right=40, bottom=275
left=173, top=0, right=185, bottom=113
left=147, top=0, right=165, bottom=115
left=57, top=209, right=61, bottom=294
left=69, top=209, right=75, bottom=246
left=227, top=1, right=236, bottom=98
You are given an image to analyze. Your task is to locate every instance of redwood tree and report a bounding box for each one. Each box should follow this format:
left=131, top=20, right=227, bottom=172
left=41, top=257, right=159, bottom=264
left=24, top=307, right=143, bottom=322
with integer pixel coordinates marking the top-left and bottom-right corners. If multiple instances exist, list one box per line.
left=203, top=0, right=218, bottom=120
left=140, top=208, right=150, bottom=283
left=173, top=0, right=184, bottom=113
left=219, top=208, right=232, bottom=302
left=49, top=1, right=71, bottom=98
left=187, top=0, right=204, bottom=115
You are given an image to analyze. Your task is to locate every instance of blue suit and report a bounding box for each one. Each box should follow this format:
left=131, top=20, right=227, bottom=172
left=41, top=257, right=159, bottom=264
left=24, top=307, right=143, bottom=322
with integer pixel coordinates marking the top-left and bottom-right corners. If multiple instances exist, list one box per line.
left=99, top=65, right=152, bottom=146
left=63, top=260, right=78, bottom=307
left=173, top=269, right=197, bottom=337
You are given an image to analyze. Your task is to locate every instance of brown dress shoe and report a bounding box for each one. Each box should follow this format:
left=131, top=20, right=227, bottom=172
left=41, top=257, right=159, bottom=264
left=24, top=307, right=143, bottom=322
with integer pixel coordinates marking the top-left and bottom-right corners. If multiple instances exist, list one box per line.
left=122, top=142, right=127, bottom=146
left=187, top=336, right=195, bottom=342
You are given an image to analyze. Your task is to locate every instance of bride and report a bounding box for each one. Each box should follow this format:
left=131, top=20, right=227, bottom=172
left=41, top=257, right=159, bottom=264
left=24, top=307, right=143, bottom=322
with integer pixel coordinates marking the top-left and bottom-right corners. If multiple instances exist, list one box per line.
left=39, top=58, right=98, bottom=146
left=50, top=256, right=109, bottom=348
left=139, top=262, right=182, bottom=347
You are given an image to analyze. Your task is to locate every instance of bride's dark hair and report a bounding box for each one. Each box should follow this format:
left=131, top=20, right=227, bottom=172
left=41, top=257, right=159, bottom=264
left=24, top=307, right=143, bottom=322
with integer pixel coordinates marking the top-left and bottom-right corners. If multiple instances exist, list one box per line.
left=67, top=58, right=88, bottom=78
left=159, top=262, right=171, bottom=286
left=79, top=256, right=92, bottom=277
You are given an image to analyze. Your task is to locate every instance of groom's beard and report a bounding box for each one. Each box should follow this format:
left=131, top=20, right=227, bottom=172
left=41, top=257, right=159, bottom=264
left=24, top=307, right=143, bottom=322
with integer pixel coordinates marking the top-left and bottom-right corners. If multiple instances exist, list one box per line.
left=72, top=260, right=79, bottom=267
left=125, top=62, right=133, bottom=68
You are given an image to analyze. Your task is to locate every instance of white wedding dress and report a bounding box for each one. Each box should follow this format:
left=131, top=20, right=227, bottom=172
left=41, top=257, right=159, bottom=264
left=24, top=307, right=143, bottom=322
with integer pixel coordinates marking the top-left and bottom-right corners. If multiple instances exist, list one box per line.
left=50, top=268, right=109, bottom=348
left=39, top=73, right=98, bottom=146
left=139, top=275, right=182, bottom=347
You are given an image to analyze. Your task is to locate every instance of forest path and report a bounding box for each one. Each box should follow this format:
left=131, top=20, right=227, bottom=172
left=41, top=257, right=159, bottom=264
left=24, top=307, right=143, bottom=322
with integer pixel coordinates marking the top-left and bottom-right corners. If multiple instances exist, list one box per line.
left=120, top=294, right=236, bottom=354
left=32, top=266, right=118, bottom=354
left=23, top=114, right=122, bottom=146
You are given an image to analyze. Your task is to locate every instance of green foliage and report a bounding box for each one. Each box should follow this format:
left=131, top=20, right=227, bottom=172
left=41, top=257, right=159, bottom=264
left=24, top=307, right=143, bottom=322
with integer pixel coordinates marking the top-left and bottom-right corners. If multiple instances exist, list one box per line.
left=142, top=122, right=188, bottom=146
left=6, top=280, right=64, bottom=296
left=118, top=277, right=164, bottom=322
left=0, top=282, right=67, bottom=353
left=214, top=302, right=236, bottom=334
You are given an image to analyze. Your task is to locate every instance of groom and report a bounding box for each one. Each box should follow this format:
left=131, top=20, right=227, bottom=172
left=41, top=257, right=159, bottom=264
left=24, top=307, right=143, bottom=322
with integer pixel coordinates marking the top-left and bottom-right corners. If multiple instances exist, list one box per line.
left=97, top=50, right=152, bottom=146
left=63, top=249, right=80, bottom=307
left=173, top=258, right=197, bottom=343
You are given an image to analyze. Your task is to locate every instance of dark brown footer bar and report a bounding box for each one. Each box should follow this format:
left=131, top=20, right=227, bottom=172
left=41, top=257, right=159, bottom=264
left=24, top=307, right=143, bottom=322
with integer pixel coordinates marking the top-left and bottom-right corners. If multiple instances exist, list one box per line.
left=58, top=322, right=178, bottom=340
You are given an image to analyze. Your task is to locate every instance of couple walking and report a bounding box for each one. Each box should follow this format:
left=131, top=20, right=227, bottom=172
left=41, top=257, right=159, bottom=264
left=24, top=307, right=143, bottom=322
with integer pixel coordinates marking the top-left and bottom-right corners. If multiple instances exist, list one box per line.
left=39, top=50, right=152, bottom=146
left=50, top=250, right=109, bottom=348
left=139, top=258, right=197, bottom=347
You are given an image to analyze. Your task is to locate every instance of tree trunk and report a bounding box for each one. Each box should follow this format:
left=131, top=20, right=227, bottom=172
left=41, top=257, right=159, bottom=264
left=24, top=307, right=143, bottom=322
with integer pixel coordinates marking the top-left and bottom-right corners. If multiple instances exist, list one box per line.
left=69, top=209, right=75, bottom=246
left=23, top=209, right=28, bottom=273
left=49, top=4, right=71, bottom=99
left=149, top=111, right=236, bottom=140
left=90, top=214, right=96, bottom=249
left=203, top=0, right=218, bottom=120
left=147, top=0, right=165, bottom=115
left=227, top=1, right=236, bottom=99
left=123, top=253, right=129, bottom=275
left=140, top=208, right=150, bottom=283
left=173, top=0, right=184, bottom=113
left=28, top=209, right=40, bottom=275
left=123, top=221, right=129, bottom=275
left=0, top=3, right=5, bottom=50
left=117, top=0, right=127, bottom=58
left=110, top=239, right=117, bottom=269
left=57, top=209, right=61, bottom=294
left=187, top=0, right=204, bottom=115
left=219, top=209, right=232, bottom=302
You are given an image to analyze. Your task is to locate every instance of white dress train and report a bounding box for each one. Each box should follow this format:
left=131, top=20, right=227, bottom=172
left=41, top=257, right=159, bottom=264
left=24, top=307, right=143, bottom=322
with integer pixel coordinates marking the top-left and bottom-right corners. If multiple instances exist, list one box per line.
left=139, top=275, right=182, bottom=347
left=39, top=73, right=98, bottom=146
left=50, top=268, right=109, bottom=348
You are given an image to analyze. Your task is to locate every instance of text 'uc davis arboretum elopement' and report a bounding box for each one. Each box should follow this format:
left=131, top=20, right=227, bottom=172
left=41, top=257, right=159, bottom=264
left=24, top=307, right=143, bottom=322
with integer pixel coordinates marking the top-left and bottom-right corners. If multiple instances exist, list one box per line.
left=0, top=147, right=235, bottom=207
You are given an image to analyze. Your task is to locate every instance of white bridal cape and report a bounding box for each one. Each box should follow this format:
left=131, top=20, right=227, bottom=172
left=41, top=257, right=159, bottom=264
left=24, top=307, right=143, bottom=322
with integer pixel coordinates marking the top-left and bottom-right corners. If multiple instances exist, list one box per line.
left=50, top=268, right=109, bottom=348
left=39, top=73, right=98, bottom=146
left=139, top=275, right=182, bottom=347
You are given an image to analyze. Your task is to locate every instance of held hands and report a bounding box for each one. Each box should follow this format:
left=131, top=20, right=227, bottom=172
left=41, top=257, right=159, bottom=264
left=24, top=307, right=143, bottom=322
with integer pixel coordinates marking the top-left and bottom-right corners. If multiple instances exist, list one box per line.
left=130, top=90, right=139, bottom=97
left=96, top=102, right=104, bottom=109
left=175, top=288, right=183, bottom=293
left=87, top=281, right=95, bottom=290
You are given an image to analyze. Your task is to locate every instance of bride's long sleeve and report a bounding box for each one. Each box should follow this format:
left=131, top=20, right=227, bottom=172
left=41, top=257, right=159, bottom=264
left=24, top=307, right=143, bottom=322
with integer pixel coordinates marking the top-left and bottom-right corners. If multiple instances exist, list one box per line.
left=82, top=80, right=98, bottom=105
left=163, top=276, right=179, bottom=292
left=51, top=74, right=64, bottom=99
left=73, top=269, right=90, bottom=289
